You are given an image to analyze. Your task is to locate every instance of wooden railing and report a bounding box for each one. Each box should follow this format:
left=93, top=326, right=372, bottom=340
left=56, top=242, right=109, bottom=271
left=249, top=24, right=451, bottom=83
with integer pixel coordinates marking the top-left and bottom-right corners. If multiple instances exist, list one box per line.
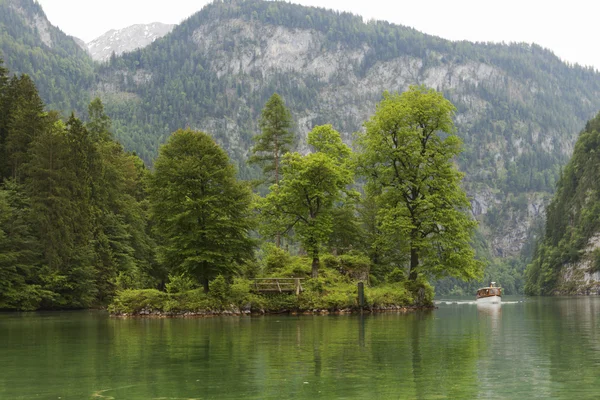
left=251, top=278, right=304, bottom=295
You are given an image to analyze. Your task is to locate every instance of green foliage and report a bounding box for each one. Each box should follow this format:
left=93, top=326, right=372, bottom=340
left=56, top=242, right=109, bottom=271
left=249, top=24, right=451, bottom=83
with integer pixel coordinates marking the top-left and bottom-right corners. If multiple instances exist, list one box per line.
left=0, top=180, right=53, bottom=310
left=230, top=277, right=253, bottom=309
left=386, top=268, right=406, bottom=283
left=357, top=86, right=483, bottom=282
left=0, top=64, right=156, bottom=310
left=526, top=112, right=600, bottom=294
left=365, top=284, right=414, bottom=308
left=165, top=273, right=198, bottom=294
left=108, top=289, right=168, bottom=314
left=258, top=125, right=356, bottom=277
left=209, top=275, right=230, bottom=303
left=262, top=247, right=311, bottom=277
left=249, top=93, right=294, bottom=185
left=149, top=129, right=255, bottom=291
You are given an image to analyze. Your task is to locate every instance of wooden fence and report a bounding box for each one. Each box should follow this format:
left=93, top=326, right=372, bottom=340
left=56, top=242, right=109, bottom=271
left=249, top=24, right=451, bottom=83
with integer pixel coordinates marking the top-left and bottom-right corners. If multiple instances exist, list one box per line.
left=251, top=278, right=304, bottom=295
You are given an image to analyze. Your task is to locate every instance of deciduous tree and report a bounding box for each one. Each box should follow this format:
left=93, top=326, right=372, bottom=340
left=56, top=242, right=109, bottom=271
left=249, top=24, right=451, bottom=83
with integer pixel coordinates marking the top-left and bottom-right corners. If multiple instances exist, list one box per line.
left=357, top=87, right=482, bottom=282
left=149, top=129, right=255, bottom=292
left=259, top=125, right=356, bottom=277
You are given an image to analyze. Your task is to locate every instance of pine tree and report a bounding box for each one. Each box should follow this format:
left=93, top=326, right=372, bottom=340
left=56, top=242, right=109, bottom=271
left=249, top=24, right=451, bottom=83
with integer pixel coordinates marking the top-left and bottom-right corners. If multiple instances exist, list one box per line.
left=0, top=180, right=50, bottom=310
left=4, top=75, right=46, bottom=182
left=26, top=114, right=97, bottom=307
left=85, top=99, right=156, bottom=301
left=249, top=93, right=294, bottom=186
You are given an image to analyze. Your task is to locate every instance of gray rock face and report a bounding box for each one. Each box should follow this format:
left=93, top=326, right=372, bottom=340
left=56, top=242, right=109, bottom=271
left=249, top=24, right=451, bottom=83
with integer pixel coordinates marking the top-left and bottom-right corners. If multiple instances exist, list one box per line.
left=87, top=23, right=175, bottom=62
left=184, top=19, right=573, bottom=257
left=559, top=234, right=600, bottom=294
left=8, top=1, right=53, bottom=47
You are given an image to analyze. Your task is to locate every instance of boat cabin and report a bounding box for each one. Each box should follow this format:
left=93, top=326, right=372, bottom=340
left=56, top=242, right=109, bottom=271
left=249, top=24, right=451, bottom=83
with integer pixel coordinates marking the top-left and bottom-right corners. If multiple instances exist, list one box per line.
left=476, top=282, right=502, bottom=299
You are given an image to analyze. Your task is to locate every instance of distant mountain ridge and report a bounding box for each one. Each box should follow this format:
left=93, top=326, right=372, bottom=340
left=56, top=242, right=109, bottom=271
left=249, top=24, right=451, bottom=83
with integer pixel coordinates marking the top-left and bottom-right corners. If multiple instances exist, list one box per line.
left=87, top=23, right=175, bottom=62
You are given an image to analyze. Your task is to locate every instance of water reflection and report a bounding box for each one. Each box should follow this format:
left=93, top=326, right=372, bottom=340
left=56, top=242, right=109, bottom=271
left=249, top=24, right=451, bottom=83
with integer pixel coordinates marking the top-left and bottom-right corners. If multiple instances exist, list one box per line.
left=477, top=302, right=502, bottom=321
left=2, top=299, right=600, bottom=399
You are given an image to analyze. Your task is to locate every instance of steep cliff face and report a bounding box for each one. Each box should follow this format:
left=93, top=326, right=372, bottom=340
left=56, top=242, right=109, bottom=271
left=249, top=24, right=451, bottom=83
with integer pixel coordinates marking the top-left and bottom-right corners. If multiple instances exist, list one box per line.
left=526, top=113, right=600, bottom=295
left=87, top=23, right=175, bottom=62
left=558, top=234, right=600, bottom=294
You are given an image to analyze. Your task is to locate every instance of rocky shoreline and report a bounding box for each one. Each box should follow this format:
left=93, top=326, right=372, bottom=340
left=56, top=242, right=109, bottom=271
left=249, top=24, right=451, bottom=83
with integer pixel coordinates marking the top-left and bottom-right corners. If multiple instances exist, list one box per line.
left=111, top=305, right=434, bottom=318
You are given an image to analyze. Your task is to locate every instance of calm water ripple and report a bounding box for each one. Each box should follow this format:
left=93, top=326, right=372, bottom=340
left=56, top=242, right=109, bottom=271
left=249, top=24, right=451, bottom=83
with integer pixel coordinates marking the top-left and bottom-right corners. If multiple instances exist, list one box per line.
left=1, top=297, right=600, bottom=399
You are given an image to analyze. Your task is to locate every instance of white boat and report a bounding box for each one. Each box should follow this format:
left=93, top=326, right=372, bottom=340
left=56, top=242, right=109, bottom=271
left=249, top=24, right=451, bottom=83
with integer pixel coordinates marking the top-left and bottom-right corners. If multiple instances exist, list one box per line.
left=476, top=282, right=502, bottom=304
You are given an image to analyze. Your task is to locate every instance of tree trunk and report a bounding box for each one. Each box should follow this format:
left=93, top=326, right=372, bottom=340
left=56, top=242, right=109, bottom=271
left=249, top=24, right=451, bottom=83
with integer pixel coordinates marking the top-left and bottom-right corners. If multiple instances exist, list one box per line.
left=311, top=256, right=319, bottom=278
left=202, top=277, right=209, bottom=293
left=274, top=138, right=281, bottom=248
left=409, top=246, right=419, bottom=281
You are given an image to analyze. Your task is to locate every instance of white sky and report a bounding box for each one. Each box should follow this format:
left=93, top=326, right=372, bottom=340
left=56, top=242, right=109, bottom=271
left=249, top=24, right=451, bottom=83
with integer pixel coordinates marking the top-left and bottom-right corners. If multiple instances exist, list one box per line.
left=36, top=0, right=600, bottom=70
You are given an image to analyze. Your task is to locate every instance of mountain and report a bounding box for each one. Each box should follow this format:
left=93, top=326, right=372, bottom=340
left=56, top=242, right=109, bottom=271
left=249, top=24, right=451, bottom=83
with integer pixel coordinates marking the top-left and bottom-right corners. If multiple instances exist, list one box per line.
left=0, top=0, right=93, bottom=111
left=525, top=113, right=600, bottom=295
left=94, top=1, right=600, bottom=273
left=3, top=0, right=600, bottom=293
left=87, top=23, right=175, bottom=62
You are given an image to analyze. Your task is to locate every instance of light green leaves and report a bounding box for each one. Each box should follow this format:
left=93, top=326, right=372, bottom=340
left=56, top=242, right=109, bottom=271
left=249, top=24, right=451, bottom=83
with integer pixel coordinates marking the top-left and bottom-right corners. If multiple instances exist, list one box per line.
left=357, top=86, right=483, bottom=282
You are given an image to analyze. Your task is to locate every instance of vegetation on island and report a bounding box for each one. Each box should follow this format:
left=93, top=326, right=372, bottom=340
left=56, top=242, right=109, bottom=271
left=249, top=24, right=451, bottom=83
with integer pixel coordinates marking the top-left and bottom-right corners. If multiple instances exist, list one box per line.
left=0, top=59, right=481, bottom=312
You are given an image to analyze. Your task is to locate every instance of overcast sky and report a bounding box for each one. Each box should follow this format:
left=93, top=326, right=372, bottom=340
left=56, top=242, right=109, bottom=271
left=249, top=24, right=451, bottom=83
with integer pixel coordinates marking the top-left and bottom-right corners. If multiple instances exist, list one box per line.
left=36, top=0, right=600, bottom=70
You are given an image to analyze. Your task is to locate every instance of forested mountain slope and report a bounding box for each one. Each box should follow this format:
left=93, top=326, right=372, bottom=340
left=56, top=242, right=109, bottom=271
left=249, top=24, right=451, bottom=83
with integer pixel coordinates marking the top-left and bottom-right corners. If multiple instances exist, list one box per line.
left=94, top=1, right=600, bottom=267
left=526, top=113, right=600, bottom=295
left=3, top=0, right=600, bottom=293
left=0, top=0, right=93, bottom=111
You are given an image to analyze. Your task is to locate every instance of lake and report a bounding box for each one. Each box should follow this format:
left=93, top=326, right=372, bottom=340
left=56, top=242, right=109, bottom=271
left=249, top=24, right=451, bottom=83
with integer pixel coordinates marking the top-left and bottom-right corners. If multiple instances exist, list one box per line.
left=1, top=296, right=599, bottom=399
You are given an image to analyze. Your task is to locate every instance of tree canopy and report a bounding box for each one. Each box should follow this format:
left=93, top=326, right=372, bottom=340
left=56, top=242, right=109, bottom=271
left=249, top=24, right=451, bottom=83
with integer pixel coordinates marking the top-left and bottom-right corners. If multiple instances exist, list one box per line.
left=149, top=129, right=255, bottom=292
left=258, top=125, right=356, bottom=277
left=249, top=92, right=294, bottom=186
left=357, top=86, right=483, bottom=282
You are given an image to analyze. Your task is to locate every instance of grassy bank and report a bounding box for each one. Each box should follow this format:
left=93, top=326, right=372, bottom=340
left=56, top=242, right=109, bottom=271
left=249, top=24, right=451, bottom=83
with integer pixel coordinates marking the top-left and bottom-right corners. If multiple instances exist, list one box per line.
left=109, top=257, right=434, bottom=316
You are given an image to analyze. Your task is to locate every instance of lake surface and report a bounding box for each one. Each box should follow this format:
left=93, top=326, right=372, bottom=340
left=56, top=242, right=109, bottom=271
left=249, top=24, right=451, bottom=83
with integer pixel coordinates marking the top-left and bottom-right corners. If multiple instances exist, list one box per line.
left=1, top=296, right=600, bottom=399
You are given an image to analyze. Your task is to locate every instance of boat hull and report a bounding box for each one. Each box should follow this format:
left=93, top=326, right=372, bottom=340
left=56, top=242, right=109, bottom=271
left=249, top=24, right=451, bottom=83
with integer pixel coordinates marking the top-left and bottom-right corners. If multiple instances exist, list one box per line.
left=476, top=295, right=501, bottom=304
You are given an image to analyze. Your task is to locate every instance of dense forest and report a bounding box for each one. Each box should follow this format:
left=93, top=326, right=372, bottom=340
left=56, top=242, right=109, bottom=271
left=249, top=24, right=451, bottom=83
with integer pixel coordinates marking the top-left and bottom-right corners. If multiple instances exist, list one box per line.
left=525, top=112, right=600, bottom=295
left=3, top=0, right=600, bottom=295
left=0, top=60, right=156, bottom=309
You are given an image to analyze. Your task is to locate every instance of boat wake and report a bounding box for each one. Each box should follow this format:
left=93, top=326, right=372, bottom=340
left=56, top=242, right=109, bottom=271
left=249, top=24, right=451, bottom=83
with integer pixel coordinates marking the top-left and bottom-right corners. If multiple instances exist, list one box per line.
left=434, top=300, right=523, bottom=305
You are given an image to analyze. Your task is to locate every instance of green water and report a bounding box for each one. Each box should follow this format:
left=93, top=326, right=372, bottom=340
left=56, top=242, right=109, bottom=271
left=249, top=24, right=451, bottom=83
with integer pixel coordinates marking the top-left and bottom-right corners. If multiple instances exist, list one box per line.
left=1, top=297, right=599, bottom=399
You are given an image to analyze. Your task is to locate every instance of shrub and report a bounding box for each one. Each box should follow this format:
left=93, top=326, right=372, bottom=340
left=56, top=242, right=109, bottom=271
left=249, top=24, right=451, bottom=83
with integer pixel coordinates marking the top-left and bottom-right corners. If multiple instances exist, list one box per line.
left=166, top=273, right=197, bottom=294
left=264, top=244, right=292, bottom=273
left=386, top=268, right=406, bottom=283
left=166, top=289, right=213, bottom=312
left=108, top=289, right=168, bottom=314
left=366, top=284, right=413, bottom=308
left=209, top=275, right=230, bottom=303
left=230, top=277, right=253, bottom=309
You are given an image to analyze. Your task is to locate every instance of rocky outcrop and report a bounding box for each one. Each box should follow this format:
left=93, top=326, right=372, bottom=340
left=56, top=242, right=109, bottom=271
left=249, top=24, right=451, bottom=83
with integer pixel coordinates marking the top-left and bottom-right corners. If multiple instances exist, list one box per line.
left=87, top=23, right=175, bottom=62
left=557, top=234, right=600, bottom=295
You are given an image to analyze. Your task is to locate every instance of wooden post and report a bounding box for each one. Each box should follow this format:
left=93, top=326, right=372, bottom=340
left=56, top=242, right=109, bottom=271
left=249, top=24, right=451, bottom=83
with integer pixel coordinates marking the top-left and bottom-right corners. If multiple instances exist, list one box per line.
left=358, top=282, right=365, bottom=309
left=295, top=278, right=300, bottom=296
